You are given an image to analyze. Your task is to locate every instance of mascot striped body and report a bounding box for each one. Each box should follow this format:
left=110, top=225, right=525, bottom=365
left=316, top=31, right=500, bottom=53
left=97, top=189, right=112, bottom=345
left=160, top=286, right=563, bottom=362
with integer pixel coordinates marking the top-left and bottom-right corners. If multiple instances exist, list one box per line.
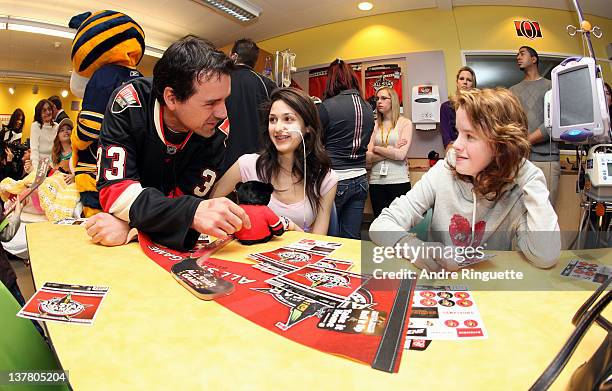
left=69, top=10, right=144, bottom=217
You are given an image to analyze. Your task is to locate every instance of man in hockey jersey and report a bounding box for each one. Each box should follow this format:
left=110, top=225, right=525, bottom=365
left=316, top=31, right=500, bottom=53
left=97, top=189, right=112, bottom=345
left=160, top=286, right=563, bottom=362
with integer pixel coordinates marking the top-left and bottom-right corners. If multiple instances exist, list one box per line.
left=85, top=36, right=251, bottom=250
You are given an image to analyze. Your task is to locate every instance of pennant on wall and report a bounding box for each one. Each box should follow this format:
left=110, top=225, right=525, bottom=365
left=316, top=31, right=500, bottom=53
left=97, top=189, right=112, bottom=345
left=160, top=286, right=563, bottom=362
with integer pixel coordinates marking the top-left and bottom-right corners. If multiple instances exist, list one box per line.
left=514, top=20, right=543, bottom=40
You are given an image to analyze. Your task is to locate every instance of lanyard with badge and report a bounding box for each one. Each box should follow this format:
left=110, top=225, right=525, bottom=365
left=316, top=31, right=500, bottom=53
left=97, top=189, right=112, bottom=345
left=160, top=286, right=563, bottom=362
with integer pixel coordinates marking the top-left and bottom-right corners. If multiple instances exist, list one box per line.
left=379, top=125, right=393, bottom=176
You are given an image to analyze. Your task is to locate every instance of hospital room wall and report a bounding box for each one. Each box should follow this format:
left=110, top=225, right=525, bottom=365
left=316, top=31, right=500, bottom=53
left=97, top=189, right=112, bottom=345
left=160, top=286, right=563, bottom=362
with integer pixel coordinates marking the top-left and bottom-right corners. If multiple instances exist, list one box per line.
left=258, top=5, right=612, bottom=89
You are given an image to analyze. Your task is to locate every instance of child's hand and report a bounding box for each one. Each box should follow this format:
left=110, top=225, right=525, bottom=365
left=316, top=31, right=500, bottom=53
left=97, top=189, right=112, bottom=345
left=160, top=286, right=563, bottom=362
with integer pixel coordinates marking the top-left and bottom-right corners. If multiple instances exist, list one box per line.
left=289, top=220, right=304, bottom=232
left=64, top=173, right=75, bottom=184
left=5, top=147, right=13, bottom=162
left=24, top=159, right=32, bottom=173
left=4, top=196, right=22, bottom=216
left=396, top=139, right=408, bottom=148
left=13, top=195, right=22, bottom=216
left=398, top=236, right=459, bottom=272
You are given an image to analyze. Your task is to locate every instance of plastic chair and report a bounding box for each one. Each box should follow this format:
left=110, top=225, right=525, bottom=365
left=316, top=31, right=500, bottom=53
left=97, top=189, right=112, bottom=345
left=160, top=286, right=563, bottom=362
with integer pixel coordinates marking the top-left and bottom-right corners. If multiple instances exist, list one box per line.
left=0, top=282, right=69, bottom=390
left=410, top=209, right=433, bottom=241
left=530, top=276, right=611, bottom=390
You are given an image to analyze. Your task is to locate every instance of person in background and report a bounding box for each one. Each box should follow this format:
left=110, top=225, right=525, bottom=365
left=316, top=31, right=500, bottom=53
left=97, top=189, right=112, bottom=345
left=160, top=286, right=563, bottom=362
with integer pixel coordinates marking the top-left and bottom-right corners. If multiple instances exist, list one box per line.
left=213, top=87, right=337, bottom=234
left=366, top=86, right=414, bottom=218
left=47, top=95, right=70, bottom=123
left=510, top=46, right=559, bottom=205
left=439, top=66, right=476, bottom=150
left=0, top=196, right=25, bottom=305
left=318, top=59, right=374, bottom=239
left=220, top=38, right=277, bottom=174
left=370, top=88, right=560, bottom=272
left=1, top=108, right=25, bottom=143
left=51, top=118, right=75, bottom=184
left=28, top=99, right=58, bottom=173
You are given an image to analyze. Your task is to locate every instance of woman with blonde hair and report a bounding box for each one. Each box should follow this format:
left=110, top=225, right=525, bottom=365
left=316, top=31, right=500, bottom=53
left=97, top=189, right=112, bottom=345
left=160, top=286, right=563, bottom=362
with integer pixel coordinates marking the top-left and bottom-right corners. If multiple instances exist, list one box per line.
left=366, top=86, right=414, bottom=218
left=440, top=66, right=476, bottom=150
left=370, top=88, right=560, bottom=272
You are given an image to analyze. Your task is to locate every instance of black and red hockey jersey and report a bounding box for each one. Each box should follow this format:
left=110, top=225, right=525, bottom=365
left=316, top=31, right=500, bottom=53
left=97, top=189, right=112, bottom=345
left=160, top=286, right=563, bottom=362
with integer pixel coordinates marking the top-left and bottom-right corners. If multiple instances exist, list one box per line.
left=97, top=77, right=226, bottom=250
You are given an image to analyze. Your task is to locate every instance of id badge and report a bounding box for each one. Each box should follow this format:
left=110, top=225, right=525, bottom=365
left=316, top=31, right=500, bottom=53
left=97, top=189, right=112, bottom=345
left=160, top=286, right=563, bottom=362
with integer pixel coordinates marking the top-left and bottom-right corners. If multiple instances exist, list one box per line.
left=379, top=161, right=388, bottom=176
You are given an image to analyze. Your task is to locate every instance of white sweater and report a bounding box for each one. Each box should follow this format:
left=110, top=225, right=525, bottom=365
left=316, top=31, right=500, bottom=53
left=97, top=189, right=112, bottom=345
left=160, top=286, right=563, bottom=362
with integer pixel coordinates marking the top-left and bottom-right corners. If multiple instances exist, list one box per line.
left=29, top=122, right=58, bottom=171
left=369, top=151, right=561, bottom=268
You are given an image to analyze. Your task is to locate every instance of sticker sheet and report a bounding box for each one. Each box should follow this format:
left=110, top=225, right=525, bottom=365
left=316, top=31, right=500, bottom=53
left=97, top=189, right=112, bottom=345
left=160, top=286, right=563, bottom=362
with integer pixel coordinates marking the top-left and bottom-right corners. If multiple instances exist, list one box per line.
left=405, top=285, right=487, bottom=342
left=560, top=259, right=612, bottom=284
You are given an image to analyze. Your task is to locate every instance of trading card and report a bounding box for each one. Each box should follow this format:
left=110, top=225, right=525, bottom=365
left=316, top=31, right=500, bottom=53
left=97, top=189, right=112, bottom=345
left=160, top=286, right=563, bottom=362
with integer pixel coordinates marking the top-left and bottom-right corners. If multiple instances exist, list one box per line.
left=17, top=282, right=109, bottom=325
left=317, top=308, right=387, bottom=335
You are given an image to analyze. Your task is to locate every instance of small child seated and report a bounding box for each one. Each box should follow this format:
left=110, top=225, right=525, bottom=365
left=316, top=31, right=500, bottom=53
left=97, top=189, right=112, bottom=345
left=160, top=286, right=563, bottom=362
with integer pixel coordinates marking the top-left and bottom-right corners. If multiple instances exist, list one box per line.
left=370, top=88, right=561, bottom=271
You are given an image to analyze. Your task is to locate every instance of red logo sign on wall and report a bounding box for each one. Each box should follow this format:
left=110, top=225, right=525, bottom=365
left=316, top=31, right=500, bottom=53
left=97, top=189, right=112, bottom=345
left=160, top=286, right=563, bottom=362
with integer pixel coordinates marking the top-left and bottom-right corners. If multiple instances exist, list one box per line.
left=514, top=20, right=543, bottom=39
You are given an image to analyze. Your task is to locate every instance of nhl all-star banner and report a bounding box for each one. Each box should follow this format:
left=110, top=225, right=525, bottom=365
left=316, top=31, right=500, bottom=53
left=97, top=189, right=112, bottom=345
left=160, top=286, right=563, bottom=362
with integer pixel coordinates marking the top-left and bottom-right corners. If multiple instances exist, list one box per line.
left=364, top=64, right=403, bottom=109
left=138, top=233, right=417, bottom=373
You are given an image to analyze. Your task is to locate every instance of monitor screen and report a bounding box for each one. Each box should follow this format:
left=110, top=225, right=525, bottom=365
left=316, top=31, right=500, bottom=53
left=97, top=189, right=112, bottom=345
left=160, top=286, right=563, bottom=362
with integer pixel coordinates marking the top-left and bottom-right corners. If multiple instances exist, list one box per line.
left=558, top=66, right=594, bottom=126
left=608, top=162, right=612, bottom=175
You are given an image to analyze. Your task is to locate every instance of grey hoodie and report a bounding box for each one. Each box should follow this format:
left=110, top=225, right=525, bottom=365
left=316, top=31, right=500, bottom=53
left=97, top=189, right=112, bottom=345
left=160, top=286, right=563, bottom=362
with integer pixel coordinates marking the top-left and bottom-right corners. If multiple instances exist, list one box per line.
left=369, top=151, right=561, bottom=268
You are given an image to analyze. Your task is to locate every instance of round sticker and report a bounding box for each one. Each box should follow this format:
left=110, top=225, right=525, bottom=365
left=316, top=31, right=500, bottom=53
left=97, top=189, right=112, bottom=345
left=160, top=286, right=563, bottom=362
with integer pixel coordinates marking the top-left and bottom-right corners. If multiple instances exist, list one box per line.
left=457, top=299, right=473, bottom=307
left=420, top=291, right=435, bottom=298
left=454, top=292, right=469, bottom=299
left=438, top=299, right=455, bottom=307
left=437, top=292, right=453, bottom=299
left=420, top=298, right=437, bottom=306
left=464, top=319, right=478, bottom=327
left=445, top=320, right=459, bottom=328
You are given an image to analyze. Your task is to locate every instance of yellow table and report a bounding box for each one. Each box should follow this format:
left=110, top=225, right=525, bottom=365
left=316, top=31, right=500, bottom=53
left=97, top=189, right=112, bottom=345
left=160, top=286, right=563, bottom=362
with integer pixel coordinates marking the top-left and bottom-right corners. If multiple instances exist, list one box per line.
left=26, top=223, right=610, bottom=390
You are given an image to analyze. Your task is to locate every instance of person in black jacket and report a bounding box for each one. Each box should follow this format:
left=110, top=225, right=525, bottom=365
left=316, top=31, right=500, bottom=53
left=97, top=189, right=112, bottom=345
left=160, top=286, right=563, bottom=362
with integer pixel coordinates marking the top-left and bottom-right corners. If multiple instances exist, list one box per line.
left=220, top=38, right=276, bottom=173
left=318, top=59, right=374, bottom=239
left=84, top=36, right=251, bottom=250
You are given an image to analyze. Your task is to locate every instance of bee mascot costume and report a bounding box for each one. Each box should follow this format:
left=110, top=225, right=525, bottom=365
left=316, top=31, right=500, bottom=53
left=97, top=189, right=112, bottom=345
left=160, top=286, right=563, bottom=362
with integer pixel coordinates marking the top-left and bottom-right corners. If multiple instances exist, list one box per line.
left=69, top=10, right=144, bottom=217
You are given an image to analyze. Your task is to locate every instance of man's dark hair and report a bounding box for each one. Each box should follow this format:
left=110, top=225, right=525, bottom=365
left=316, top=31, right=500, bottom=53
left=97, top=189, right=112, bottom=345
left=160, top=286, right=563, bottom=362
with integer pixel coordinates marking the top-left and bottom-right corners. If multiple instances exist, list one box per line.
left=153, top=36, right=234, bottom=105
left=520, top=46, right=539, bottom=66
left=230, top=38, right=260, bottom=68
left=48, top=95, right=62, bottom=110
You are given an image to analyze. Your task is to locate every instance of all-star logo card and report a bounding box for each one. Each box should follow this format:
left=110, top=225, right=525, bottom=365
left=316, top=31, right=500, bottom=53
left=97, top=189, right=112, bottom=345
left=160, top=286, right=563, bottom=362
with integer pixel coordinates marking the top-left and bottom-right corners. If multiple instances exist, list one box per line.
left=17, top=282, right=109, bottom=325
left=265, top=265, right=369, bottom=305
left=249, top=247, right=326, bottom=266
left=254, top=256, right=354, bottom=276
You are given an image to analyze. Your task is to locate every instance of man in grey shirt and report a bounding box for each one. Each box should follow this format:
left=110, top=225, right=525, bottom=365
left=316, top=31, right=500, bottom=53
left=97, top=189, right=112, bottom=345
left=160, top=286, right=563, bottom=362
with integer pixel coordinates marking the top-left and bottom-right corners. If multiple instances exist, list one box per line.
left=510, top=46, right=560, bottom=205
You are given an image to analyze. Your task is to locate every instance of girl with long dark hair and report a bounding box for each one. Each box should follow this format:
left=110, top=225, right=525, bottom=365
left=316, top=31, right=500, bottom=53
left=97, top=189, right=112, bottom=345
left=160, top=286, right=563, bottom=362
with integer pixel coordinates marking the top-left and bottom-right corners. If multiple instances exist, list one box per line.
left=318, top=59, right=374, bottom=239
left=28, top=99, right=58, bottom=173
left=2, top=108, right=25, bottom=143
left=213, top=87, right=337, bottom=234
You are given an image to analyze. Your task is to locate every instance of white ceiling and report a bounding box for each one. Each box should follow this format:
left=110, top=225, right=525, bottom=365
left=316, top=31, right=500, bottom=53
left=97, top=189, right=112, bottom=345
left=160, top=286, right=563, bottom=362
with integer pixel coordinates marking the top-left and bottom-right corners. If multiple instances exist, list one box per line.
left=0, top=0, right=610, bottom=81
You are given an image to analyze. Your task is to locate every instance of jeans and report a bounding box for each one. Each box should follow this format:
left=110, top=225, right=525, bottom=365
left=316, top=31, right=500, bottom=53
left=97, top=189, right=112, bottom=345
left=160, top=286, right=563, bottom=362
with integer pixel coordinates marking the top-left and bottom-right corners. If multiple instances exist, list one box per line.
left=334, top=174, right=368, bottom=239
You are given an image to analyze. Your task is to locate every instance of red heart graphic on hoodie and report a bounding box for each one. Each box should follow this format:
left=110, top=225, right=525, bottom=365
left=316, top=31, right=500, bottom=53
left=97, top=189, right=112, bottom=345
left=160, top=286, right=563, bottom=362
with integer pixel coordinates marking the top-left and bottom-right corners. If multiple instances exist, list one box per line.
left=449, top=214, right=486, bottom=247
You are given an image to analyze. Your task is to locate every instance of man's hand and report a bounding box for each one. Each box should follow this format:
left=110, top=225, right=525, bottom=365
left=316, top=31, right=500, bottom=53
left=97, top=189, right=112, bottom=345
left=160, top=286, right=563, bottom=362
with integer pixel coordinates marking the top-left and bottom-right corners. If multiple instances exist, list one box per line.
left=84, top=213, right=131, bottom=246
left=192, top=198, right=251, bottom=238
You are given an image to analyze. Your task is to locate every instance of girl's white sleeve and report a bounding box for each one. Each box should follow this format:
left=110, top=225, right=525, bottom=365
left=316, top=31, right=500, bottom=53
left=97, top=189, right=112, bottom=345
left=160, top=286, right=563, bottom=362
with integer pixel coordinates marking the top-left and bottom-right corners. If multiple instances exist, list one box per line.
left=515, top=168, right=561, bottom=268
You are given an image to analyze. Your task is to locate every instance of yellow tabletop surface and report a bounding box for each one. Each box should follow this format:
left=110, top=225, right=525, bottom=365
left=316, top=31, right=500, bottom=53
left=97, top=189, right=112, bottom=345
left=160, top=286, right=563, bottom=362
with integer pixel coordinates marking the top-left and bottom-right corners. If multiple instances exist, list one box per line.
left=26, top=223, right=611, bottom=391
